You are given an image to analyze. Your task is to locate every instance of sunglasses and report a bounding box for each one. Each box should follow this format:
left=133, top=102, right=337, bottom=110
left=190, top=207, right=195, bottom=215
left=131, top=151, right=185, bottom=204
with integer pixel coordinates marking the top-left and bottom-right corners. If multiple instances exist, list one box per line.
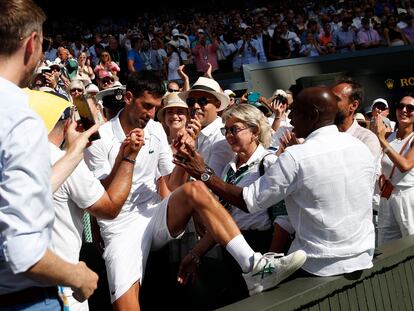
left=70, top=88, right=83, bottom=93
left=220, top=125, right=252, bottom=136
left=396, top=102, right=414, bottom=113
left=186, top=97, right=210, bottom=108
left=168, top=88, right=179, bottom=92
left=101, top=78, right=113, bottom=84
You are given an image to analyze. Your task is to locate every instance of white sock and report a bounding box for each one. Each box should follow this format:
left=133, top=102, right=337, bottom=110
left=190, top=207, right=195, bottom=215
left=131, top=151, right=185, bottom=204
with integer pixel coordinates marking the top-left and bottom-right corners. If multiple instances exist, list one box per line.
left=225, top=234, right=256, bottom=273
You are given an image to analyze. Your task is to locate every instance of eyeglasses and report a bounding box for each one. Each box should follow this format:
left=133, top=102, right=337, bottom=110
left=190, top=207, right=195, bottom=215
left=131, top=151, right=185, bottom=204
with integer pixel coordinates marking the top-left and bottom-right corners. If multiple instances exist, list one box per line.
left=396, top=102, right=414, bottom=113
left=186, top=97, right=210, bottom=108
left=220, top=125, right=252, bottom=136
left=168, top=88, right=179, bottom=92
left=70, top=88, right=83, bottom=93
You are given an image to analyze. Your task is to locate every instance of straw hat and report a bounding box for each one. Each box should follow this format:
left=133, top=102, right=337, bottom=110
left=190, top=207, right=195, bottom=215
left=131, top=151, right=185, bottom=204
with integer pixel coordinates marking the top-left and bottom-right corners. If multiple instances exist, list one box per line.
left=178, top=77, right=230, bottom=111
left=157, top=92, right=189, bottom=122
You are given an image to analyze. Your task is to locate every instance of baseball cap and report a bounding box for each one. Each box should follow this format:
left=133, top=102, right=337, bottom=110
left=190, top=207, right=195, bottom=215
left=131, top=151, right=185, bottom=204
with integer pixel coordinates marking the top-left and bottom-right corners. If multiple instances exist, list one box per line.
left=371, top=98, right=388, bottom=110
left=224, top=89, right=236, bottom=97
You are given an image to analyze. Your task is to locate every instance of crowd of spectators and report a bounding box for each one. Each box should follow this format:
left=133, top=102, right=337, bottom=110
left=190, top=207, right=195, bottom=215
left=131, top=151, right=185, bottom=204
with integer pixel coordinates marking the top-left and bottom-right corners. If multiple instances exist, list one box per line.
left=37, top=0, right=414, bottom=87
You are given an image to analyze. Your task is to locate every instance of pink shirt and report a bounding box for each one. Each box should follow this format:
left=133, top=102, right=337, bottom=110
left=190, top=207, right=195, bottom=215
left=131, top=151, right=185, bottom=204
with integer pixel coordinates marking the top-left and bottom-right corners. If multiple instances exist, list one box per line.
left=192, top=42, right=219, bottom=73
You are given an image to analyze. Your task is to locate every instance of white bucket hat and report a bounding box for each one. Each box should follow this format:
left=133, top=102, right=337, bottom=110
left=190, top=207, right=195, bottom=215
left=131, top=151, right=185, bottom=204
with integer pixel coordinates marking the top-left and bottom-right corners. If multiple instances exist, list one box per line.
left=157, top=92, right=189, bottom=122
left=178, top=77, right=230, bottom=111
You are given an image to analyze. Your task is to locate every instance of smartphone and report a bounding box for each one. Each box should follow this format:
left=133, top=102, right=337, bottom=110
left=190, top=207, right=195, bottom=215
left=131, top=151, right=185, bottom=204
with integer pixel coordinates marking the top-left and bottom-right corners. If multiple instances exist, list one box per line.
left=247, top=91, right=261, bottom=104
left=73, top=95, right=101, bottom=142
left=189, top=108, right=197, bottom=118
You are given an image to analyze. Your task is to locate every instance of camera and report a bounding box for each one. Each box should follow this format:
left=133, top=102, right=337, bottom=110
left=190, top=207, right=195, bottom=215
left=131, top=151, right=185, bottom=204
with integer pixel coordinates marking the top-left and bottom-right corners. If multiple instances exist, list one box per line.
left=41, top=68, right=52, bottom=74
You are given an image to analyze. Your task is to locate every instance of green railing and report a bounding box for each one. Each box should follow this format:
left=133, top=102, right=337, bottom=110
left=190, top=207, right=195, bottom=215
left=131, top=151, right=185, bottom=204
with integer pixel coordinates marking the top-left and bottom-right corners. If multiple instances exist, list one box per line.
left=217, top=235, right=414, bottom=311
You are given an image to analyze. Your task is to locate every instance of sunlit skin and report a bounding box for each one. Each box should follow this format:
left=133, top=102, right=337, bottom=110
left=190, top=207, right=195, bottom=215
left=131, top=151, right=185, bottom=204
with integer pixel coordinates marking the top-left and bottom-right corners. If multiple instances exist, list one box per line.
left=122, top=91, right=162, bottom=132
left=188, top=91, right=220, bottom=127
left=372, top=103, right=389, bottom=118
left=165, top=107, right=189, bottom=135
left=224, top=117, right=258, bottom=167
left=396, top=96, right=414, bottom=126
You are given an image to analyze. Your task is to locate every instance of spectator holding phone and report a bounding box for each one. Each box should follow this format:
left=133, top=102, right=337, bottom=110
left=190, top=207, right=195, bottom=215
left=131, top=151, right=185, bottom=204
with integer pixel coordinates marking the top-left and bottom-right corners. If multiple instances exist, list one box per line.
left=178, top=77, right=234, bottom=176
left=371, top=94, right=414, bottom=245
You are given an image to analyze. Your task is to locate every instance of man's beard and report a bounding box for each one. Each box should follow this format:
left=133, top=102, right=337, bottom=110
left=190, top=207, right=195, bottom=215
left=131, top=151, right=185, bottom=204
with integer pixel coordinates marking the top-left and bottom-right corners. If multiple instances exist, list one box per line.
left=334, top=110, right=347, bottom=126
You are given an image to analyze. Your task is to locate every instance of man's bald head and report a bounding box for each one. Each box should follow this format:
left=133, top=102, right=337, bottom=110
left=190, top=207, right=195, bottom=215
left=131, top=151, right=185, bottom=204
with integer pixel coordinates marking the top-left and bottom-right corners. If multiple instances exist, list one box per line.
left=290, top=86, right=339, bottom=138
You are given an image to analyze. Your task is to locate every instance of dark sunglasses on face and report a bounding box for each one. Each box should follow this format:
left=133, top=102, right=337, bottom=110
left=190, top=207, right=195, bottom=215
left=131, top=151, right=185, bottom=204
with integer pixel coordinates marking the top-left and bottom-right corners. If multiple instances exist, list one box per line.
left=70, top=88, right=83, bottom=93
left=396, top=102, right=414, bottom=113
left=186, top=97, right=210, bottom=108
left=168, top=88, right=179, bottom=92
left=102, top=78, right=113, bottom=84
left=220, top=125, right=252, bottom=136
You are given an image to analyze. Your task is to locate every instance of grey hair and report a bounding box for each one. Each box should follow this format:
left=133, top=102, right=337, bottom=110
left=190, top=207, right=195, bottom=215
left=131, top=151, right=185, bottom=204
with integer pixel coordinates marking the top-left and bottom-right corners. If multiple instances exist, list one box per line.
left=222, top=104, right=272, bottom=148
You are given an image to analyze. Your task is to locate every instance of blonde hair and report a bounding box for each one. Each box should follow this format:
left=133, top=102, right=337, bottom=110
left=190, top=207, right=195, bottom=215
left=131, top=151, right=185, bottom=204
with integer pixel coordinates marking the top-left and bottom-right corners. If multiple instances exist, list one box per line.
left=222, top=104, right=272, bottom=148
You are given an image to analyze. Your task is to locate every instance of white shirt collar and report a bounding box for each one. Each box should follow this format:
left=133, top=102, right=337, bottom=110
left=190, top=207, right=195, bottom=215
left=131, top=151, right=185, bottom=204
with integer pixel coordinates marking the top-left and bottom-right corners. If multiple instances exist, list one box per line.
left=110, top=109, right=127, bottom=142
left=306, top=125, right=339, bottom=141
left=200, top=116, right=223, bottom=138
left=228, top=144, right=267, bottom=172
left=346, top=119, right=360, bottom=136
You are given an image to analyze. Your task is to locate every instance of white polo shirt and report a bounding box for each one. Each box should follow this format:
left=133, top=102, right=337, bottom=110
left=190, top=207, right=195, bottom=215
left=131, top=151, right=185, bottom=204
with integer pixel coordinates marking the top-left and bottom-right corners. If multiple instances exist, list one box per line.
left=197, top=116, right=234, bottom=177
left=243, top=125, right=376, bottom=276
left=84, top=112, right=175, bottom=234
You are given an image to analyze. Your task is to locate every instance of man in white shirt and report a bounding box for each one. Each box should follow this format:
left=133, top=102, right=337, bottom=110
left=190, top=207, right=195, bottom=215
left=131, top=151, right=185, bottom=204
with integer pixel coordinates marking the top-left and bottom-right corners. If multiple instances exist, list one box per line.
left=195, top=86, right=376, bottom=277
left=179, top=77, right=234, bottom=177
left=332, top=78, right=382, bottom=214
left=84, top=71, right=306, bottom=310
left=332, top=78, right=382, bottom=160
left=48, top=106, right=141, bottom=310
left=0, top=0, right=97, bottom=308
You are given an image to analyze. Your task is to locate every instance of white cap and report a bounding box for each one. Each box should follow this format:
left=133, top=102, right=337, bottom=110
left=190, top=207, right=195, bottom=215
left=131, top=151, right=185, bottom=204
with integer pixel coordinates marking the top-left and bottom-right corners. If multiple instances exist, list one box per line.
left=171, top=29, right=179, bottom=36
left=224, top=89, right=236, bottom=97
left=354, top=113, right=365, bottom=121
left=86, top=83, right=99, bottom=94
left=36, top=65, right=50, bottom=74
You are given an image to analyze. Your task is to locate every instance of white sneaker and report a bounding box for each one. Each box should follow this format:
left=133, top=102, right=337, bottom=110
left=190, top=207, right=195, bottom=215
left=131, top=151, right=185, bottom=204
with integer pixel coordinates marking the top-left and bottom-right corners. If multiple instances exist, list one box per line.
left=243, top=250, right=307, bottom=296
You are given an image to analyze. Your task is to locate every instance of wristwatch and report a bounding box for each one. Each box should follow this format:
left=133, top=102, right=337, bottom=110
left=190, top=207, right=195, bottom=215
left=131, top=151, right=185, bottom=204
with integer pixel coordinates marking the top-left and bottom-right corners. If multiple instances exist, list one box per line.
left=200, top=166, right=214, bottom=182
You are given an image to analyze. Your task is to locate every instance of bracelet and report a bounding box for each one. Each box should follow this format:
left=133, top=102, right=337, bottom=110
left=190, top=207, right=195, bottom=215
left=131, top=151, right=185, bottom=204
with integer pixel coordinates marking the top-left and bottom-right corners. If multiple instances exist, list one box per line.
left=122, top=156, right=136, bottom=164
left=189, top=249, right=201, bottom=265
left=274, top=117, right=281, bottom=120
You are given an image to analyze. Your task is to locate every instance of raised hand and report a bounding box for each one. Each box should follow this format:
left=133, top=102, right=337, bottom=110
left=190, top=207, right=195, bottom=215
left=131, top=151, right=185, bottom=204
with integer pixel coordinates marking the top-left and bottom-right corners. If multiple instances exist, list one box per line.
left=186, top=115, right=202, bottom=139
left=269, top=97, right=287, bottom=118
left=172, top=138, right=206, bottom=179
left=64, top=115, right=100, bottom=157
left=277, top=129, right=300, bottom=156
left=122, top=128, right=145, bottom=160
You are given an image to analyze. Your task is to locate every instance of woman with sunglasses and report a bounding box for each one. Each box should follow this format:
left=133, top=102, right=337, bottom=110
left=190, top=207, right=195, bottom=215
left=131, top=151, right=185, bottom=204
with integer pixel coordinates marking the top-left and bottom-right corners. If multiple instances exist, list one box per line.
left=174, top=104, right=276, bottom=302
left=372, top=95, right=414, bottom=245
left=94, top=51, right=120, bottom=79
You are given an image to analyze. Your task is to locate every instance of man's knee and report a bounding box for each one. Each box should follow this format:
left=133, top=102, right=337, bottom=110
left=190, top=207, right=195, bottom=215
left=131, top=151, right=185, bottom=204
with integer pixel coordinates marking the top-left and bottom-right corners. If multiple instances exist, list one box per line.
left=181, top=180, right=211, bottom=205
